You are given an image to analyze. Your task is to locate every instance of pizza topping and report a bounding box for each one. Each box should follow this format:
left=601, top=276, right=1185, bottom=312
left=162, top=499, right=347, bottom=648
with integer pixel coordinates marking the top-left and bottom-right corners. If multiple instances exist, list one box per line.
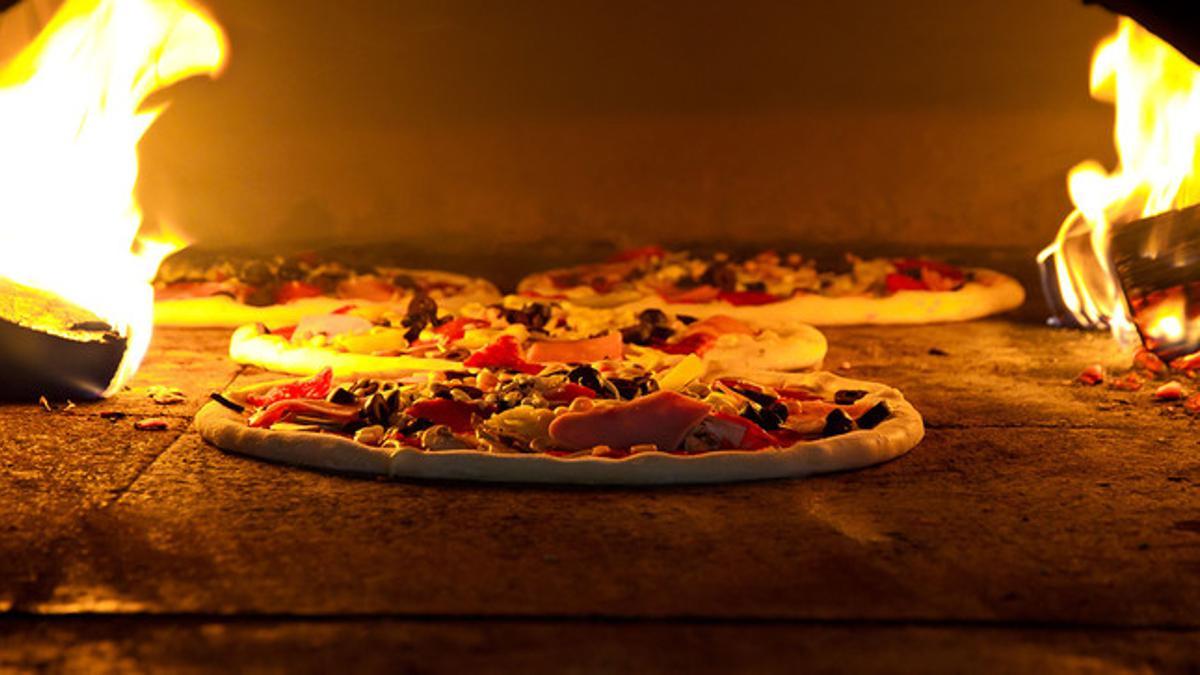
left=499, top=302, right=555, bottom=333
left=245, top=367, right=334, bottom=407
left=526, top=331, right=623, bottom=364
left=336, top=276, right=396, bottom=302
left=692, top=412, right=775, bottom=451
left=275, top=280, right=324, bottom=304
left=420, top=425, right=478, bottom=451
left=544, top=382, right=598, bottom=404
left=353, top=425, right=387, bottom=446
left=464, top=336, right=544, bottom=374
left=823, top=409, right=855, bottom=436
left=834, top=389, right=868, bottom=405
left=856, top=401, right=891, bottom=429
left=620, top=308, right=675, bottom=346
left=717, top=290, right=780, bottom=306
left=657, top=332, right=718, bottom=356
left=479, top=406, right=557, bottom=453
left=248, top=398, right=360, bottom=428
left=154, top=280, right=239, bottom=301
left=402, top=291, right=442, bottom=342
left=609, top=245, right=667, bottom=263
left=548, top=390, right=712, bottom=452
left=293, top=313, right=373, bottom=342
left=406, top=398, right=478, bottom=434
left=210, top=392, right=245, bottom=413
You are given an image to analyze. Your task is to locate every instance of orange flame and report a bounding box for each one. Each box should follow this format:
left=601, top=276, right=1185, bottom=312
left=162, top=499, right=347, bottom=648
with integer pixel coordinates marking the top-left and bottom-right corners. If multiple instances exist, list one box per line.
left=1039, top=18, right=1200, bottom=343
left=0, top=0, right=227, bottom=395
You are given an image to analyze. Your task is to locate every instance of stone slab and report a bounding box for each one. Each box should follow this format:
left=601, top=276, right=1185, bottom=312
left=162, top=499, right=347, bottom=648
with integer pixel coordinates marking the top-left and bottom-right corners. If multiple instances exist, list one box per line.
left=32, top=425, right=1200, bottom=626
left=0, top=618, right=1195, bottom=674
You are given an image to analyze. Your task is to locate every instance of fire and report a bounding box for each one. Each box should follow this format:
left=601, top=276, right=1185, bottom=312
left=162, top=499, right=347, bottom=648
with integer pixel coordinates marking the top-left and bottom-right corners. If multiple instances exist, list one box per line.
left=1039, top=18, right=1200, bottom=342
left=0, top=0, right=227, bottom=395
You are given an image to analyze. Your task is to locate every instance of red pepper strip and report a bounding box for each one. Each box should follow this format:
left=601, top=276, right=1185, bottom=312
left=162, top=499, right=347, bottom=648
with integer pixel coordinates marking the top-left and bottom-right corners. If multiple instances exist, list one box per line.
left=246, top=367, right=334, bottom=407
left=544, top=383, right=598, bottom=404
left=272, top=325, right=297, bottom=341
left=589, top=277, right=615, bottom=293
left=775, top=387, right=821, bottom=401
left=520, top=290, right=569, bottom=300
left=769, top=428, right=804, bottom=446
left=718, top=290, right=780, bottom=306
left=710, top=412, right=776, bottom=450
left=405, top=398, right=477, bottom=434
left=434, top=317, right=490, bottom=342
left=893, top=258, right=965, bottom=281
left=248, top=399, right=360, bottom=428
left=657, top=332, right=717, bottom=356
left=885, top=273, right=928, bottom=293
left=608, top=245, right=667, bottom=263
left=332, top=304, right=357, bottom=315
left=661, top=285, right=721, bottom=303
left=463, top=335, right=544, bottom=374
left=275, top=280, right=324, bottom=304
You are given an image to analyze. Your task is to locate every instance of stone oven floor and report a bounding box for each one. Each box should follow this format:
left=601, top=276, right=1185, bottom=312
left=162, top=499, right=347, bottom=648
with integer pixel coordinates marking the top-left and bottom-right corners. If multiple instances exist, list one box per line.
left=2, top=318, right=1199, bottom=672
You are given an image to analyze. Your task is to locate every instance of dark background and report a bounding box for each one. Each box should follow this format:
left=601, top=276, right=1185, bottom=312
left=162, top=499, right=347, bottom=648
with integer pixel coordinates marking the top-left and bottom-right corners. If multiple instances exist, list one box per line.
left=125, top=0, right=1120, bottom=255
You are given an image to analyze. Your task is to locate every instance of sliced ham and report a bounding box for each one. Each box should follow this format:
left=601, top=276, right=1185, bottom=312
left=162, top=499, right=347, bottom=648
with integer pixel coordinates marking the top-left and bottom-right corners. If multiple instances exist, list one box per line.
left=155, top=280, right=239, bottom=300
left=548, top=391, right=711, bottom=451
left=336, top=275, right=397, bottom=302
left=527, top=331, right=623, bottom=364
left=293, top=313, right=374, bottom=342
left=684, top=315, right=756, bottom=337
left=661, top=285, right=720, bottom=303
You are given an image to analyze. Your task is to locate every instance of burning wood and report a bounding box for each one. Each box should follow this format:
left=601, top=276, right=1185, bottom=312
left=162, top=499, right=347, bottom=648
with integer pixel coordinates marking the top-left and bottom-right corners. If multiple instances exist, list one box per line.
left=1109, top=203, right=1200, bottom=359
left=1040, top=16, right=1200, bottom=360
left=0, top=276, right=127, bottom=400
left=0, top=0, right=227, bottom=399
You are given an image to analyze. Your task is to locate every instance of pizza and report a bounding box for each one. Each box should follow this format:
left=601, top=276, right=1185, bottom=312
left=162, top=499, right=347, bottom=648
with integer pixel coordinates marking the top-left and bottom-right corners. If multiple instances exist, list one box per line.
left=153, top=251, right=500, bottom=328
left=228, top=295, right=827, bottom=379
left=517, top=247, right=1025, bottom=325
left=196, top=362, right=924, bottom=485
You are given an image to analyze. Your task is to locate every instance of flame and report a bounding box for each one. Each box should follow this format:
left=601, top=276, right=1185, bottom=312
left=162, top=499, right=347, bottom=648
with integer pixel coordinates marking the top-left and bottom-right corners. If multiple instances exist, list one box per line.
left=0, top=0, right=226, bottom=395
left=1039, top=18, right=1200, bottom=339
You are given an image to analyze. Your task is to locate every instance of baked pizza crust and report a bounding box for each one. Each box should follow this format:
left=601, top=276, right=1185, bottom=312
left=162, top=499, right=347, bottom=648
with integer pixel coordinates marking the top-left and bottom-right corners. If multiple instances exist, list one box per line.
left=521, top=267, right=1025, bottom=326
left=227, top=321, right=827, bottom=378
left=653, top=269, right=1025, bottom=327
left=228, top=324, right=463, bottom=378
left=155, top=271, right=501, bottom=328
left=195, top=370, right=923, bottom=485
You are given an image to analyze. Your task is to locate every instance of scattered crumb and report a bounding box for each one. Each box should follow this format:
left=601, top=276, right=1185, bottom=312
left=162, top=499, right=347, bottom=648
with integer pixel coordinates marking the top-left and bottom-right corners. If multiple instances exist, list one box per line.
left=839, top=361, right=852, bottom=371
left=1154, top=381, right=1185, bottom=401
left=1134, top=348, right=1167, bottom=374
left=146, top=385, right=186, bottom=405
left=1078, top=364, right=1104, bottom=386
left=134, top=417, right=170, bottom=431
left=1186, top=393, right=1200, bottom=415
left=37, top=396, right=51, bottom=412
left=1109, top=373, right=1143, bottom=391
